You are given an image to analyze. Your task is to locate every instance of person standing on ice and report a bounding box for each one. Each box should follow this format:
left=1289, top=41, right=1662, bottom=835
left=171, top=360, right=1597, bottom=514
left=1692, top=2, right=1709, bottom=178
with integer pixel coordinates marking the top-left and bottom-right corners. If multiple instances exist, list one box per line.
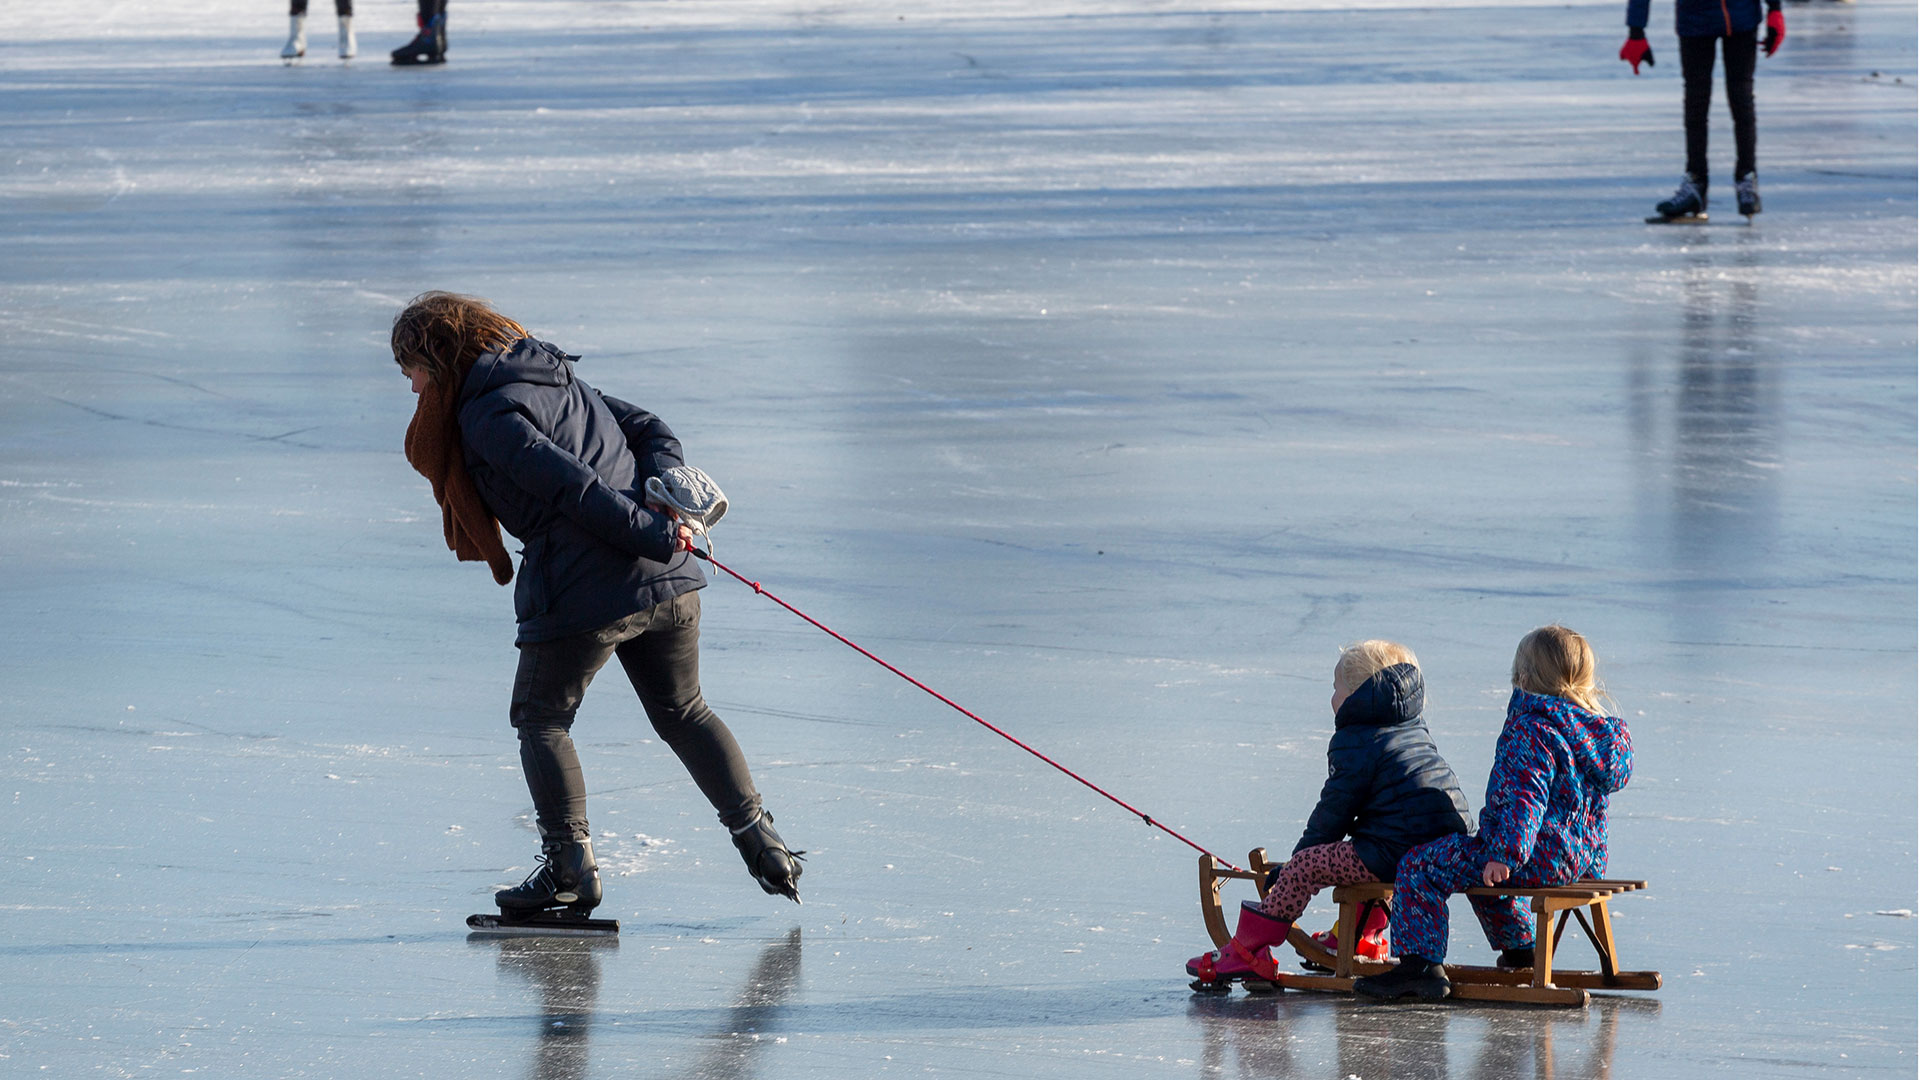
left=1622, top=0, right=1786, bottom=220
left=280, top=0, right=354, bottom=61
left=1186, top=641, right=1474, bottom=989
left=394, top=291, right=803, bottom=919
left=1354, top=626, right=1632, bottom=1000
left=390, top=0, right=449, bottom=65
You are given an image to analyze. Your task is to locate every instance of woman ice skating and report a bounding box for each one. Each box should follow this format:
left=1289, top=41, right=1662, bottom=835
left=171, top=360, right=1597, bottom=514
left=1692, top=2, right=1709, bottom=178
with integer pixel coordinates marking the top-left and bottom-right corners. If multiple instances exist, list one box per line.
left=394, top=292, right=802, bottom=927
left=1185, top=641, right=1474, bottom=989
left=390, top=0, right=449, bottom=65
left=281, top=0, right=354, bottom=61
left=1354, top=625, right=1633, bottom=1001
left=1622, top=0, right=1786, bottom=220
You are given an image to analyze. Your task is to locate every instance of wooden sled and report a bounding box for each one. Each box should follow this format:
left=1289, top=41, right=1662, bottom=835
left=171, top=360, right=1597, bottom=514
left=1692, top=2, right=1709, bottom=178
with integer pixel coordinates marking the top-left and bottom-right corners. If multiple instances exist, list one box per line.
left=1199, top=848, right=1662, bottom=1007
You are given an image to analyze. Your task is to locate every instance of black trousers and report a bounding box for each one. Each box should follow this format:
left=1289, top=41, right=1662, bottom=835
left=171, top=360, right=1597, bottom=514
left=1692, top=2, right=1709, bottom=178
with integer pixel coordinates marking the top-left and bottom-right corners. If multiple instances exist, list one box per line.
left=1680, top=31, right=1758, bottom=186
left=510, top=591, right=762, bottom=843
left=289, top=0, right=352, bottom=14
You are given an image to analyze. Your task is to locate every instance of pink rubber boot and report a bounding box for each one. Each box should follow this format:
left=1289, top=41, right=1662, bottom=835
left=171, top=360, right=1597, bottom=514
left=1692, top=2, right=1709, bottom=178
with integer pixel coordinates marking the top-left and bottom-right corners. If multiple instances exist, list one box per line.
left=1187, top=902, right=1291, bottom=987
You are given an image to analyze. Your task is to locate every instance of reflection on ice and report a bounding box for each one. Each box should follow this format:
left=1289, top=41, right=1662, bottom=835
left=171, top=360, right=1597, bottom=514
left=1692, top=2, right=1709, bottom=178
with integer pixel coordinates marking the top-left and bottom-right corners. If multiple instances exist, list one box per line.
left=487, top=935, right=613, bottom=1080
left=680, top=928, right=804, bottom=1080
left=1629, top=239, right=1784, bottom=633
left=1190, top=994, right=1656, bottom=1080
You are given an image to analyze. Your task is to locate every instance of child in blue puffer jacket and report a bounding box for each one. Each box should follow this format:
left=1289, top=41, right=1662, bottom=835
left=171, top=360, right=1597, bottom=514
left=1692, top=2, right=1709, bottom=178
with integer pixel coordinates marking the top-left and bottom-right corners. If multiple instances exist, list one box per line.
left=1355, top=625, right=1633, bottom=1000
left=1622, top=0, right=1786, bottom=220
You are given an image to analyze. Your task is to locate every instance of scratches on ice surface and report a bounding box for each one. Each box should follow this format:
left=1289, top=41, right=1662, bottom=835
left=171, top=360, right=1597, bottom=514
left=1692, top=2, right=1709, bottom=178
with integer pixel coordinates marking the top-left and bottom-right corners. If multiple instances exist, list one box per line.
left=596, top=833, right=681, bottom=878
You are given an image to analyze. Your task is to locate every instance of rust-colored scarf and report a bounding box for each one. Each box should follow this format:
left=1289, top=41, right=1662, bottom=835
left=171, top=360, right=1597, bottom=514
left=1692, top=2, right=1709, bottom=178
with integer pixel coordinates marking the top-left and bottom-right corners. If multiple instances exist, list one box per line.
left=404, top=361, right=514, bottom=585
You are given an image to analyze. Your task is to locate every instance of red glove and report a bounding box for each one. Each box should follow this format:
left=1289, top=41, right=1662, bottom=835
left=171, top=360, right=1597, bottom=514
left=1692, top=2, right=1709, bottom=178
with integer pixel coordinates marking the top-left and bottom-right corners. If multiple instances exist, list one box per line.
left=1620, top=30, right=1655, bottom=74
left=1764, top=9, right=1785, bottom=56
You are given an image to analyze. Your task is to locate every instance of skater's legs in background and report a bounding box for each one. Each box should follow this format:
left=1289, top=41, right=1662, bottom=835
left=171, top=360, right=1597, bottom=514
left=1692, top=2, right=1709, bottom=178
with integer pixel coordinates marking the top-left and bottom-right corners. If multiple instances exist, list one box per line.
left=1679, top=34, right=1721, bottom=188
left=1257, top=841, right=1379, bottom=921
left=1723, top=30, right=1760, bottom=177
left=509, top=621, right=631, bottom=841
left=613, top=591, right=764, bottom=830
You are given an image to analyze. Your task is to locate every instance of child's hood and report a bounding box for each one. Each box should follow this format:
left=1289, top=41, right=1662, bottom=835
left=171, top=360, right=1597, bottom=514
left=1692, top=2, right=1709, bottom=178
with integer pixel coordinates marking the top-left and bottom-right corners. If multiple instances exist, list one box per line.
left=1335, top=663, right=1425, bottom=728
left=1506, top=688, right=1631, bottom=792
left=462, top=336, right=578, bottom=402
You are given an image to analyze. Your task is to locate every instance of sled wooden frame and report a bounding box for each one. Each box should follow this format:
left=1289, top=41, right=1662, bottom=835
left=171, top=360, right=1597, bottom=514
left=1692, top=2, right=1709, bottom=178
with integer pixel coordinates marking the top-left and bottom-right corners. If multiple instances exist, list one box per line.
left=1199, top=848, right=1662, bottom=1007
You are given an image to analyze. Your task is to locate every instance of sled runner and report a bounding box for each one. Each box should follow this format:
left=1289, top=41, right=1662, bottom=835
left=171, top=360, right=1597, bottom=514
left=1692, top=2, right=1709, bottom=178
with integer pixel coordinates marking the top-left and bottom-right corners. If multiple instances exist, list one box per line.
left=1198, top=848, right=1661, bottom=1006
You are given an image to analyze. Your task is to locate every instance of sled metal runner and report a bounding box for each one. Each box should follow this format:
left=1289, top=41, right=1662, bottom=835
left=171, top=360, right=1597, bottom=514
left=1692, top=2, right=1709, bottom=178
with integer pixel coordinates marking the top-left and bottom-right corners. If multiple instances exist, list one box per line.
left=1198, top=848, right=1661, bottom=1007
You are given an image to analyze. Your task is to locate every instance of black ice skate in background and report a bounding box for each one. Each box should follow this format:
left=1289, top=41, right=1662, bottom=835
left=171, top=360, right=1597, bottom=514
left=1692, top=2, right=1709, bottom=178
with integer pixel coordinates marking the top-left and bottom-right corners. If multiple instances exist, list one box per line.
left=391, top=0, right=448, bottom=65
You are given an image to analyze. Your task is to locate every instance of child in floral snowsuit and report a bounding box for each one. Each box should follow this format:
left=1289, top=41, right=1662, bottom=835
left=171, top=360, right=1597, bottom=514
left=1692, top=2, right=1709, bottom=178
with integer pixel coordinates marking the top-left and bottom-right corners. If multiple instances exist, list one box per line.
left=1355, top=625, right=1633, bottom=1000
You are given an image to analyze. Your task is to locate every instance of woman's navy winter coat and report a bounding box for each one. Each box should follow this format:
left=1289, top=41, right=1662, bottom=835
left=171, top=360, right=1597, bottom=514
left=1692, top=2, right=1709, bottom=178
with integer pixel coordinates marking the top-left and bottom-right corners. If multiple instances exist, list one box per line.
left=457, top=337, right=703, bottom=644
left=1293, top=664, right=1476, bottom=882
left=1627, top=0, right=1765, bottom=40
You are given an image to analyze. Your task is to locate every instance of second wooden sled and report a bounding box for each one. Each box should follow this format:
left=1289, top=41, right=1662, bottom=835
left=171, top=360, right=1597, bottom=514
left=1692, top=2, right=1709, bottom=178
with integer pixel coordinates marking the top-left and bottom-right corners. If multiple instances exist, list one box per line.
left=1199, top=847, right=1662, bottom=1007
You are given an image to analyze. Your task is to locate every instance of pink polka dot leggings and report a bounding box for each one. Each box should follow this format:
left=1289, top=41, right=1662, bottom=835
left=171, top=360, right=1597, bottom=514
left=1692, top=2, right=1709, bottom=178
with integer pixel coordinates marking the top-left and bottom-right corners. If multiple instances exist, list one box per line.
left=1258, top=841, right=1379, bottom=922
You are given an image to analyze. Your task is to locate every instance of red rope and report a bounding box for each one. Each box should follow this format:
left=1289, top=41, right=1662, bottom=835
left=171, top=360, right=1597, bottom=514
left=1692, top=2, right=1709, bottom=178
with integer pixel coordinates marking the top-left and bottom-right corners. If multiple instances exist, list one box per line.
left=692, top=548, right=1244, bottom=874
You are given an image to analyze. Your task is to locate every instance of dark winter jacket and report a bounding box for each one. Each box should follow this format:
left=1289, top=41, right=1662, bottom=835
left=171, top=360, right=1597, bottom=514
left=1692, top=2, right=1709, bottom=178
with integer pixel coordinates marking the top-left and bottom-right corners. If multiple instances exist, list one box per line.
left=1293, top=664, right=1476, bottom=882
left=1478, top=689, right=1633, bottom=883
left=1627, top=0, right=1775, bottom=40
left=456, top=337, right=704, bottom=644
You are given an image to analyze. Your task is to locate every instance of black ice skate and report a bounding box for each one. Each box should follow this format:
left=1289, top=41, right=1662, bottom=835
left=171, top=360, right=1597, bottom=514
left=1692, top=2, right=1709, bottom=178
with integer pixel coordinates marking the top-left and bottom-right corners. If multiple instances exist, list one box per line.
left=1647, top=174, right=1708, bottom=224
left=1735, top=172, right=1761, bottom=218
left=468, top=837, right=618, bottom=936
left=732, top=810, right=805, bottom=902
left=390, top=15, right=446, bottom=66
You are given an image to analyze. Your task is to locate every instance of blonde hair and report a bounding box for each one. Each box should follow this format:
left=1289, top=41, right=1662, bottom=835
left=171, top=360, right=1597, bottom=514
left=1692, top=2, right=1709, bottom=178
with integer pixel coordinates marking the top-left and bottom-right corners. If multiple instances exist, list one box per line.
left=391, top=291, right=529, bottom=388
left=1511, top=625, right=1606, bottom=713
left=1334, top=640, right=1419, bottom=697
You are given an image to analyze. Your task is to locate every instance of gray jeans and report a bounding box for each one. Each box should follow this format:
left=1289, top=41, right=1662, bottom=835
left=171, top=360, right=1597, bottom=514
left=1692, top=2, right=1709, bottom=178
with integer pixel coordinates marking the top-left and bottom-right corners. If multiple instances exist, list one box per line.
left=510, top=590, right=761, bottom=841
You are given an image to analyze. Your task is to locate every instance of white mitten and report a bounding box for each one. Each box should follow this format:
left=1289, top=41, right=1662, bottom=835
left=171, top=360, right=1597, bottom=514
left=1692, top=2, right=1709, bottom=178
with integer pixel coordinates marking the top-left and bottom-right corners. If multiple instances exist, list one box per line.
left=645, top=466, right=729, bottom=548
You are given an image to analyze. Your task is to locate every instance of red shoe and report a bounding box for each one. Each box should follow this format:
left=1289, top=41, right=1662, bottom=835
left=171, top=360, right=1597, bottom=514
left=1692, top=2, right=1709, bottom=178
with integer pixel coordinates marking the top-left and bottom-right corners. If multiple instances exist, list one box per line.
left=1308, top=903, right=1391, bottom=961
left=1188, top=902, right=1291, bottom=986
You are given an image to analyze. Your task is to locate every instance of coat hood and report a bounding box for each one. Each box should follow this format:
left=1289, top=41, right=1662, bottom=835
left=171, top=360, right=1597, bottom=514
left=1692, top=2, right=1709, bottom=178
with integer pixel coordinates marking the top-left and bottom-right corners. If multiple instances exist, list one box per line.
left=461, top=337, right=578, bottom=403
left=1505, top=688, right=1631, bottom=794
left=1335, top=663, right=1425, bottom=728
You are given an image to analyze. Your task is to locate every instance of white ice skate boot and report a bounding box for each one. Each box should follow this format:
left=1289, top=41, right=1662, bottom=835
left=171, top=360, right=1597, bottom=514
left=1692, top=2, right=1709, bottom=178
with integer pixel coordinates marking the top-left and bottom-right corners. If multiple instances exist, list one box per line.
left=280, top=14, right=307, bottom=61
left=337, top=16, right=357, bottom=59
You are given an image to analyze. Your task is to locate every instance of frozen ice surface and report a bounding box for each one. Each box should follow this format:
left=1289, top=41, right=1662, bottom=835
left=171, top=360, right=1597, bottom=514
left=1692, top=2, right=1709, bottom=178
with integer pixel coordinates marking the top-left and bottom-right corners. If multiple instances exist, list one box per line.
left=0, top=0, right=1913, bottom=1076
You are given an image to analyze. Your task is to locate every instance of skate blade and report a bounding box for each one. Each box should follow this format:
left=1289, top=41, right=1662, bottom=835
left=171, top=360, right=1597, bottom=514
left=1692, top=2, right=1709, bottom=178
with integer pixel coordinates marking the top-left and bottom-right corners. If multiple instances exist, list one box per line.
left=466, top=912, right=620, bottom=937
left=1189, top=978, right=1234, bottom=994
left=1645, top=213, right=1708, bottom=224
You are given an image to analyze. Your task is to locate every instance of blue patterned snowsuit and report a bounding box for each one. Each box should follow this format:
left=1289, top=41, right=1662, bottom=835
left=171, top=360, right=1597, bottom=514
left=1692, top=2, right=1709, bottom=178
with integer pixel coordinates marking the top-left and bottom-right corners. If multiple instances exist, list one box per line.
left=1390, top=689, right=1633, bottom=962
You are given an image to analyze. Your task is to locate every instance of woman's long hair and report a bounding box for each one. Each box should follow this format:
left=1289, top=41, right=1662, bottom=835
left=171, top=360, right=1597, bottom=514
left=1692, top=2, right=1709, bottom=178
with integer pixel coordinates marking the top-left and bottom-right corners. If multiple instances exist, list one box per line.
left=391, top=291, right=529, bottom=387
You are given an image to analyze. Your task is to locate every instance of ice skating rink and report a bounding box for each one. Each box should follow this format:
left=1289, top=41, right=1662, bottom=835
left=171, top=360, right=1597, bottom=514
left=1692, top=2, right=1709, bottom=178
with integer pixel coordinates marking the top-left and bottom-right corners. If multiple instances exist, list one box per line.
left=1, top=0, right=1913, bottom=1075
